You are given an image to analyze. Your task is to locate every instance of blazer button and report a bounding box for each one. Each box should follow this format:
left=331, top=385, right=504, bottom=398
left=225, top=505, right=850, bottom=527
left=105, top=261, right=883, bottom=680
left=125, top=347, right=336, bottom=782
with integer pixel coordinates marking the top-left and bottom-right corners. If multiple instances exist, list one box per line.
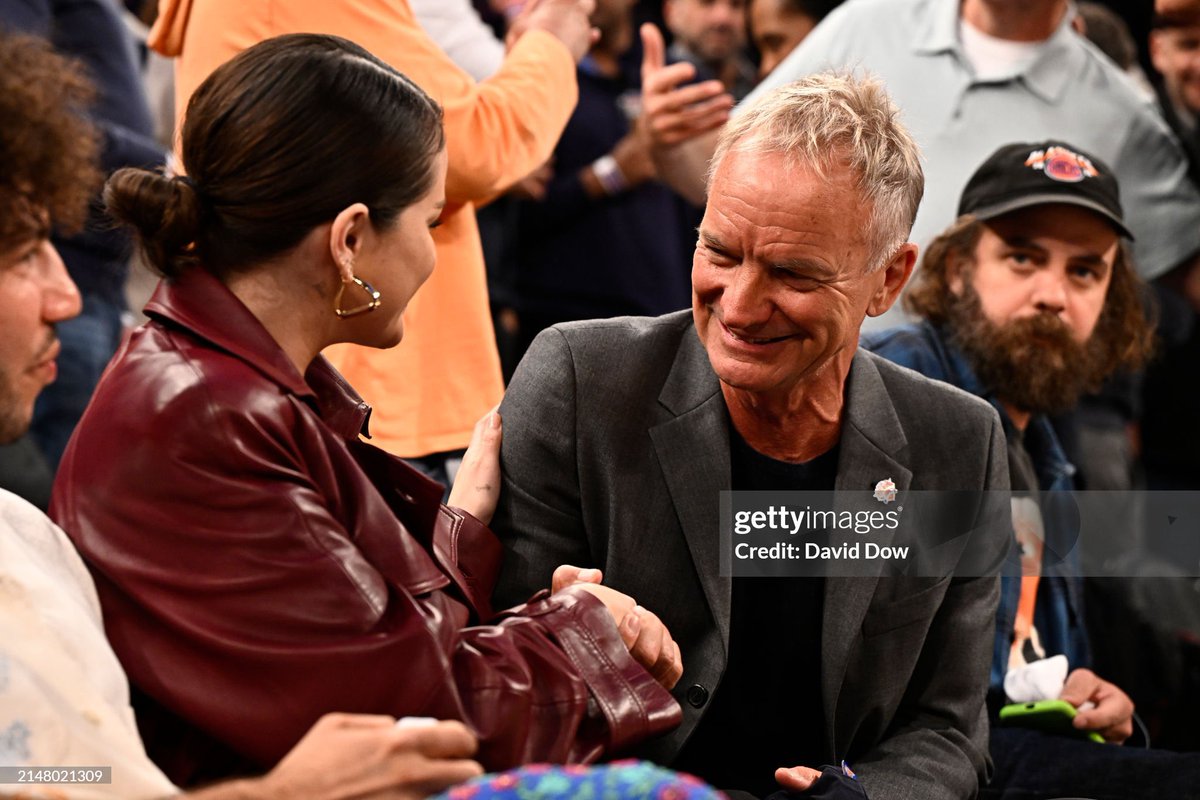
left=685, top=684, right=709, bottom=708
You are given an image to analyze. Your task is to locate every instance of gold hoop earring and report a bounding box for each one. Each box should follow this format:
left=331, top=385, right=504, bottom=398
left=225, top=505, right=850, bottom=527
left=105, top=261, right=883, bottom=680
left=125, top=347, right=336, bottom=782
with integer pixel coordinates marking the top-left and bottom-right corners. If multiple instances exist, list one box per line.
left=334, top=276, right=382, bottom=319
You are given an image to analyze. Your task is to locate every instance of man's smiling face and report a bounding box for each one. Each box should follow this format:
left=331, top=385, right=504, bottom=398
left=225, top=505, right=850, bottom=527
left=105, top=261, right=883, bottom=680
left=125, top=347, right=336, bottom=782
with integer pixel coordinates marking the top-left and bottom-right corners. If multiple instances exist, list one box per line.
left=692, top=148, right=896, bottom=398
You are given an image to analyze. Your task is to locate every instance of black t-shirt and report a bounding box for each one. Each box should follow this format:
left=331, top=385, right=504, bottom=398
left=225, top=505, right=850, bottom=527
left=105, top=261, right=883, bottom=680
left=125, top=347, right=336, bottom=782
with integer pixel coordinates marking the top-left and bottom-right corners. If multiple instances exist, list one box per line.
left=1006, top=426, right=1039, bottom=495
left=672, top=428, right=836, bottom=796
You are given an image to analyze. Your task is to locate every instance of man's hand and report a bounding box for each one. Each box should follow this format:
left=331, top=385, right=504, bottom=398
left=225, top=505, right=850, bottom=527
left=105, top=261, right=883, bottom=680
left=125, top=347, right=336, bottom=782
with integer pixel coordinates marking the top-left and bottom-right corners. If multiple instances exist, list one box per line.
left=448, top=409, right=502, bottom=524
left=611, top=118, right=658, bottom=188
left=639, top=23, right=733, bottom=147
left=552, top=563, right=604, bottom=592
left=1060, top=668, right=1135, bottom=743
left=557, top=581, right=684, bottom=689
left=509, top=0, right=598, bottom=63
left=253, top=714, right=483, bottom=800
left=508, top=160, right=555, bottom=201
left=776, top=765, right=822, bottom=791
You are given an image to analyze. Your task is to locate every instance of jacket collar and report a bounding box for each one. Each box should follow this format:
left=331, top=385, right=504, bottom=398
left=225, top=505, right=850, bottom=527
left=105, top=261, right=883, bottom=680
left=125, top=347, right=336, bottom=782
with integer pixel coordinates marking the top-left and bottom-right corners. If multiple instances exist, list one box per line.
left=913, top=0, right=1084, bottom=104
left=144, top=268, right=373, bottom=441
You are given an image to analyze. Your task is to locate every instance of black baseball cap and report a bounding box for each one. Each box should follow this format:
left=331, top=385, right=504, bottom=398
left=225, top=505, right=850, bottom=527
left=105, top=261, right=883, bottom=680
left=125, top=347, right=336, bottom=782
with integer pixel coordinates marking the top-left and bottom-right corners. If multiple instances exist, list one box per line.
left=957, top=140, right=1133, bottom=240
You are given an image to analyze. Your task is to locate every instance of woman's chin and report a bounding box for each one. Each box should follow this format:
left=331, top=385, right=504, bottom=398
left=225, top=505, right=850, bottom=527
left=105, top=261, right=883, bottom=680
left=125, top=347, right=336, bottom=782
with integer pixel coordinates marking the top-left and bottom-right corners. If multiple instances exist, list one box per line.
left=377, top=322, right=404, bottom=350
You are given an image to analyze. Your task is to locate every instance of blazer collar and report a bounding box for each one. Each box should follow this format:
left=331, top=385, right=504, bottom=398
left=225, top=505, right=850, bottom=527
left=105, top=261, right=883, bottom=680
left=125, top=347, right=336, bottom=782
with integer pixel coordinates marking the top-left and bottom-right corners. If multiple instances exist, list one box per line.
left=822, top=350, right=915, bottom=755
left=651, top=326, right=732, bottom=646
left=144, top=268, right=372, bottom=441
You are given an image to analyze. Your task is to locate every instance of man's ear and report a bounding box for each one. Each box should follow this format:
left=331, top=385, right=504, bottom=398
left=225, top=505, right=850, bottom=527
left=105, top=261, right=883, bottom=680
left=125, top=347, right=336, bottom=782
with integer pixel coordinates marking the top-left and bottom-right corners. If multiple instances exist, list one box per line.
left=866, top=242, right=918, bottom=317
left=662, top=0, right=678, bottom=30
left=946, top=249, right=969, bottom=296
left=1149, top=30, right=1168, bottom=75
left=328, top=203, right=371, bottom=282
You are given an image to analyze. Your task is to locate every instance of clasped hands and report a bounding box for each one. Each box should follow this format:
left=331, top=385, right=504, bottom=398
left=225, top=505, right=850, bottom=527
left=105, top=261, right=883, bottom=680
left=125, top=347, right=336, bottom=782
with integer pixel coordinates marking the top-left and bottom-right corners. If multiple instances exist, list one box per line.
left=551, top=564, right=684, bottom=690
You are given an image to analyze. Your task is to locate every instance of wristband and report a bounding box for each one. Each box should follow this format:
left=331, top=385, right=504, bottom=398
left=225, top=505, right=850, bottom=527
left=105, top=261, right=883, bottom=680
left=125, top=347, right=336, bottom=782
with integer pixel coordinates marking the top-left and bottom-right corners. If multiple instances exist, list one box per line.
left=591, top=154, right=629, bottom=196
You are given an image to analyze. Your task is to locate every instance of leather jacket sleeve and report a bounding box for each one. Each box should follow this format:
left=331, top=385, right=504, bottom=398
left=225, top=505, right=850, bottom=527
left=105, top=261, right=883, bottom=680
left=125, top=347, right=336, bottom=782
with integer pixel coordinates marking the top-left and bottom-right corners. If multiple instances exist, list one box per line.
left=52, top=327, right=679, bottom=783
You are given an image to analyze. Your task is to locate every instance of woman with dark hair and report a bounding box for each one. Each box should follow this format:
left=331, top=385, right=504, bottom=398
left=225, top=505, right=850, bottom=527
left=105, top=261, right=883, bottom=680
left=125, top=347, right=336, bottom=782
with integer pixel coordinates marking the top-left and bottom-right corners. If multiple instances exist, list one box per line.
left=52, top=33, right=681, bottom=788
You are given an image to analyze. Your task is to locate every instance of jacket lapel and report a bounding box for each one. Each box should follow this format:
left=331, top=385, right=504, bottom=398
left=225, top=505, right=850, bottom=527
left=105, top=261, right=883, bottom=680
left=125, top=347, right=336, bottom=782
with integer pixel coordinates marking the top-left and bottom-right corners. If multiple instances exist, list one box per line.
left=822, top=351, right=914, bottom=754
left=649, top=330, right=733, bottom=649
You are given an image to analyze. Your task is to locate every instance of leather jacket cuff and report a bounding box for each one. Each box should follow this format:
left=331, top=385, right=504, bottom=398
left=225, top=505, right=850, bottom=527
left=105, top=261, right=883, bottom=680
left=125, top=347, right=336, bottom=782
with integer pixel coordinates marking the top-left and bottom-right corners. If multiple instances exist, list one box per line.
left=436, top=505, right=503, bottom=619
left=515, top=585, right=683, bottom=754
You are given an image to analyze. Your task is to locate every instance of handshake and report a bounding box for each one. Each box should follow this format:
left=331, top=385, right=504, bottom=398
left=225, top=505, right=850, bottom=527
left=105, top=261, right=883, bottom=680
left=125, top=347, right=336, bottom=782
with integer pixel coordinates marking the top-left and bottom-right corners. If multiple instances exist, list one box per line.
left=550, top=563, right=684, bottom=689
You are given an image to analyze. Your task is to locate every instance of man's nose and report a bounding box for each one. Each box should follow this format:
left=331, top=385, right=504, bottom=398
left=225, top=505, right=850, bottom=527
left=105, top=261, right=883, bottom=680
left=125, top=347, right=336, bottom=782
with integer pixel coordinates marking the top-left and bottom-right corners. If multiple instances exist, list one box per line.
left=709, top=2, right=737, bottom=27
left=720, top=267, right=773, bottom=327
left=41, top=242, right=82, bottom=323
left=1030, top=269, right=1068, bottom=315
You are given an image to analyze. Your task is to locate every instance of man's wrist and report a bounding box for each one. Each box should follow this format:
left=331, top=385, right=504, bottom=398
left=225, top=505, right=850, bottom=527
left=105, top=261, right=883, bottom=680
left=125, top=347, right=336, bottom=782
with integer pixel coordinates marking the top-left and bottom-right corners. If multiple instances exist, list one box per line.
left=590, top=154, right=629, bottom=196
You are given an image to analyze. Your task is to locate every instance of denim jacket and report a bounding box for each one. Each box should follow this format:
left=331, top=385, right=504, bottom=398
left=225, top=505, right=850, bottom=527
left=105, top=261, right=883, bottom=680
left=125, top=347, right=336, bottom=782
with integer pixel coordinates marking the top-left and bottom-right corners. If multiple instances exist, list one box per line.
left=863, top=322, right=1091, bottom=690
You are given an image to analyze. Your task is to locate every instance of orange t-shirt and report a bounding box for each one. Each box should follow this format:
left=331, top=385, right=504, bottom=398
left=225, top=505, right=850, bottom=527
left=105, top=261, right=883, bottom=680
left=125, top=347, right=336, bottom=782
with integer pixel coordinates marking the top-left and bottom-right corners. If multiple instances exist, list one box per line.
left=150, top=0, right=579, bottom=456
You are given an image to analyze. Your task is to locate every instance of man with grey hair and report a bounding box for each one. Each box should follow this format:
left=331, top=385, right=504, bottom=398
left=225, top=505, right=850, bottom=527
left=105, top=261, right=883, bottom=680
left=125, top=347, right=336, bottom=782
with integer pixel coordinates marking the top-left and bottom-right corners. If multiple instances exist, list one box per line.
left=492, top=74, right=1009, bottom=799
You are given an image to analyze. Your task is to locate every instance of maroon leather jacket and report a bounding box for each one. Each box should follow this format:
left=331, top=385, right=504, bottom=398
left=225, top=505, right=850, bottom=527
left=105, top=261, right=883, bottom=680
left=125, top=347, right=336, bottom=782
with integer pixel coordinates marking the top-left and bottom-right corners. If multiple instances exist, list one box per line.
left=51, top=268, right=679, bottom=786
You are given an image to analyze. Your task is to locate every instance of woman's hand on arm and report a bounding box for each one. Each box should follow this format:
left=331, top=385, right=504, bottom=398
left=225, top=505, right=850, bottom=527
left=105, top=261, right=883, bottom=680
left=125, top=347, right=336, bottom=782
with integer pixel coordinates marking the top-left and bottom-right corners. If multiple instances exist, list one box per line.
left=449, top=409, right=503, bottom=524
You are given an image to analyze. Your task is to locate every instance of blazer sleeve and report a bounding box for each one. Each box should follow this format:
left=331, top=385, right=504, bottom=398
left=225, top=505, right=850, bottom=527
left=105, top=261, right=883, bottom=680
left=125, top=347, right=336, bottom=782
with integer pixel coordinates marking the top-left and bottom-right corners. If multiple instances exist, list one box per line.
left=53, top=380, right=678, bottom=776
left=492, top=327, right=599, bottom=611
left=851, top=411, right=1010, bottom=800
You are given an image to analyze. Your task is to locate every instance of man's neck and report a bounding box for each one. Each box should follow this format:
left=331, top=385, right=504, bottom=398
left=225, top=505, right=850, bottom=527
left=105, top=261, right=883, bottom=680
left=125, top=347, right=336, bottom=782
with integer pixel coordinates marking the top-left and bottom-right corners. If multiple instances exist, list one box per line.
left=1165, top=83, right=1199, bottom=133
left=721, top=351, right=853, bottom=463
left=589, top=46, right=621, bottom=78
left=999, top=399, right=1032, bottom=432
left=712, top=58, right=742, bottom=93
left=959, top=0, right=1068, bottom=42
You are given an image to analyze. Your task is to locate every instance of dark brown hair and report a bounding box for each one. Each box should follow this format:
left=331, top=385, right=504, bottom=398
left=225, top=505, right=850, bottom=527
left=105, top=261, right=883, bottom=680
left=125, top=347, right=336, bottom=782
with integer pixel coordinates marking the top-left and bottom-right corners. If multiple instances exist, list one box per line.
left=105, top=33, right=445, bottom=279
left=906, top=214, right=1156, bottom=376
left=0, top=32, right=101, bottom=250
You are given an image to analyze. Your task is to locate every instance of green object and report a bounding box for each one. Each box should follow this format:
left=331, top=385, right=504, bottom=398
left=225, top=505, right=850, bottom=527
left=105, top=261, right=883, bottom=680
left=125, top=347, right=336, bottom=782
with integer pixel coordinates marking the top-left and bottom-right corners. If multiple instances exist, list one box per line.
left=999, top=699, right=1106, bottom=744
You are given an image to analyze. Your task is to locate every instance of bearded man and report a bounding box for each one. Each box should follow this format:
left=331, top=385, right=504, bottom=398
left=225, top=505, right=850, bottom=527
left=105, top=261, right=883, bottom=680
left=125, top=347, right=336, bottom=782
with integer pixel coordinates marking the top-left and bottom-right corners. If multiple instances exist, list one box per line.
left=866, top=140, right=1200, bottom=799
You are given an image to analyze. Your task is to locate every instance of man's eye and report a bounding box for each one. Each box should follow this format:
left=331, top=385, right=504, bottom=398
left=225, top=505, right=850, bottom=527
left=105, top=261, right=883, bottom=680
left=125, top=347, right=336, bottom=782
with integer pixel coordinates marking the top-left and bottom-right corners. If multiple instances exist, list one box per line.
left=770, top=267, right=818, bottom=288
left=701, top=244, right=736, bottom=264
left=9, top=247, right=40, bottom=272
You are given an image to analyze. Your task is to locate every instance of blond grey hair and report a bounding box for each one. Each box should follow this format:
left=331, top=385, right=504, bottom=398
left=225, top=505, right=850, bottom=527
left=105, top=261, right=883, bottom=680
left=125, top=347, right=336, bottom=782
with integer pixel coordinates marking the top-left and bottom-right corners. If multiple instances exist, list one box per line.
left=710, top=72, right=924, bottom=272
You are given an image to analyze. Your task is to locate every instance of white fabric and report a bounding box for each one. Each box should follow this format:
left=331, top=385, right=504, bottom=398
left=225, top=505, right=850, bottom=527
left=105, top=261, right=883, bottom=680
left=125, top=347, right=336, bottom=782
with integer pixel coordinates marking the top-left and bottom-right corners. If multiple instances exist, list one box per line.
left=1004, top=654, right=1069, bottom=704
left=0, top=490, right=177, bottom=799
left=958, top=20, right=1043, bottom=81
left=410, top=0, right=505, bottom=81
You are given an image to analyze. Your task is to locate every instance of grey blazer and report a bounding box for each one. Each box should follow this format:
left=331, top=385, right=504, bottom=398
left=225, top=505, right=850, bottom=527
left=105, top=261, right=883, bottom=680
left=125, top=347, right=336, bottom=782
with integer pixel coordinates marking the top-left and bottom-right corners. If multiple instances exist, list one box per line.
left=492, top=311, right=1009, bottom=800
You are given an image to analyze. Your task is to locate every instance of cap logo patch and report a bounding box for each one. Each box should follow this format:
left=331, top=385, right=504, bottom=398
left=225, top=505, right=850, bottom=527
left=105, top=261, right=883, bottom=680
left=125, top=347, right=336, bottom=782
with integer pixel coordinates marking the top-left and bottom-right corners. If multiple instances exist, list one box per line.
left=1024, top=146, right=1098, bottom=184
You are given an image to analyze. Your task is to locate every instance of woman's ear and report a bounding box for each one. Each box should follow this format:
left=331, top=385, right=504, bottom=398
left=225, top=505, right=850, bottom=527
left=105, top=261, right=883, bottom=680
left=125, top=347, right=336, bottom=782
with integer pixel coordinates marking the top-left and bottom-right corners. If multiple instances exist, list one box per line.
left=329, top=203, right=371, bottom=282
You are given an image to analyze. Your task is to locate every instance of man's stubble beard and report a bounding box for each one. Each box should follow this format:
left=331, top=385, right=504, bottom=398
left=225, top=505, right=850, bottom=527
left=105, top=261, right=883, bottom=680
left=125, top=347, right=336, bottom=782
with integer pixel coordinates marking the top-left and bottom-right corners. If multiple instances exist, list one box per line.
left=0, top=366, right=29, bottom=445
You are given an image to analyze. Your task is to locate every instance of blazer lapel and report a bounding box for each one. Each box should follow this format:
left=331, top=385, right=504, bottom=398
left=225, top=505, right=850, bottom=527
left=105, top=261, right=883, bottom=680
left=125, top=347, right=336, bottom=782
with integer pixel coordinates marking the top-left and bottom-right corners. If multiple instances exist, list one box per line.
left=649, top=331, right=733, bottom=649
left=822, top=351, right=914, bottom=754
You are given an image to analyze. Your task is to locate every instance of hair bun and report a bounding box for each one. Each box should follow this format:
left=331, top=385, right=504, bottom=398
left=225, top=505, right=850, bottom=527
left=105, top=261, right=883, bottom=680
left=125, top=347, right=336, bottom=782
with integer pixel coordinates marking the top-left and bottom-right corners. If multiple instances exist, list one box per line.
left=104, top=168, right=202, bottom=278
